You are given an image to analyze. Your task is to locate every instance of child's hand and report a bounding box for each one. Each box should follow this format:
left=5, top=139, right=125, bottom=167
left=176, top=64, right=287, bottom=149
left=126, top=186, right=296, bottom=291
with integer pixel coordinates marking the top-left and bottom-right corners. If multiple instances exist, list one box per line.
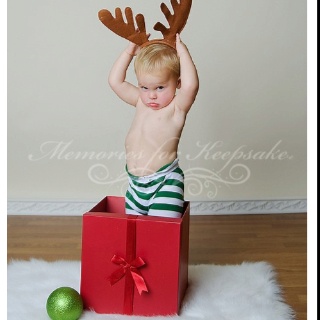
left=126, top=32, right=151, bottom=56
left=126, top=41, right=140, bottom=56
left=176, top=34, right=189, bottom=57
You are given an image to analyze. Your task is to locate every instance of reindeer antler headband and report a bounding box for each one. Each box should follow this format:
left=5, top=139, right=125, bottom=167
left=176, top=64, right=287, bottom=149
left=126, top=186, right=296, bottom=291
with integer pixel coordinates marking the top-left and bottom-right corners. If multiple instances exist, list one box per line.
left=98, top=0, right=192, bottom=49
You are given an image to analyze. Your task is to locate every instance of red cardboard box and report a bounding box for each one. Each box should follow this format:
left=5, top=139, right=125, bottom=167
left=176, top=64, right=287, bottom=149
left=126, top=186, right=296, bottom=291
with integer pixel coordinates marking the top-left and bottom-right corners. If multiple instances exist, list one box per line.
left=80, top=196, right=190, bottom=316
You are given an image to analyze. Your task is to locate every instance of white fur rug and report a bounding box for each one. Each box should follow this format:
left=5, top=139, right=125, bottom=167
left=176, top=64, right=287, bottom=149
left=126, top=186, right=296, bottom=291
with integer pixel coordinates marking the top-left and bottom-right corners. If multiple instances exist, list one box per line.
left=7, top=259, right=295, bottom=320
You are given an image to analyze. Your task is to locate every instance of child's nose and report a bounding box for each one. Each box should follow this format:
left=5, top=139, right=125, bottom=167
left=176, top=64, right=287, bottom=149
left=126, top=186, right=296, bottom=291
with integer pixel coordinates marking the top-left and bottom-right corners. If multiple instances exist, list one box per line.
left=149, top=91, right=157, bottom=99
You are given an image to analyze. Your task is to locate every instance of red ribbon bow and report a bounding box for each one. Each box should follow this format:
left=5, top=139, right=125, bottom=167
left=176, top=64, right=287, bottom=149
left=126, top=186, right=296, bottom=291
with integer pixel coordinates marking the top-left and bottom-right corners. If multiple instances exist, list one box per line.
left=108, top=254, right=148, bottom=295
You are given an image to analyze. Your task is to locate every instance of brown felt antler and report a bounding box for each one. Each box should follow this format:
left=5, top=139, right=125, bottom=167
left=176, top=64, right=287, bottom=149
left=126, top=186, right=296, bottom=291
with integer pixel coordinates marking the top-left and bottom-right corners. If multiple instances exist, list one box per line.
left=98, top=0, right=192, bottom=49
left=98, top=7, right=149, bottom=46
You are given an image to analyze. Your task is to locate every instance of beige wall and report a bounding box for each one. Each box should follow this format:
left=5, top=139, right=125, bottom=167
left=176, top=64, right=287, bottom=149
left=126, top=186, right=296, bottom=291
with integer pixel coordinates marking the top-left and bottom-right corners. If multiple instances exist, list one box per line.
left=8, top=0, right=306, bottom=202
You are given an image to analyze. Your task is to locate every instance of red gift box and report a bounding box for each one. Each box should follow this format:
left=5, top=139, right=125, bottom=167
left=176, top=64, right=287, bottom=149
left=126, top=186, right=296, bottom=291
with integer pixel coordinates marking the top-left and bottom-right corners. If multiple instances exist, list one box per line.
left=80, top=196, right=190, bottom=316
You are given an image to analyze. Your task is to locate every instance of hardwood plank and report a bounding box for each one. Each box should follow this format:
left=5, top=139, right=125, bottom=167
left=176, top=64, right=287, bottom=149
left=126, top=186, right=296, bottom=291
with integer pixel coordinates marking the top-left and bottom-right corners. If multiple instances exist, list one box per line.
left=7, top=213, right=307, bottom=319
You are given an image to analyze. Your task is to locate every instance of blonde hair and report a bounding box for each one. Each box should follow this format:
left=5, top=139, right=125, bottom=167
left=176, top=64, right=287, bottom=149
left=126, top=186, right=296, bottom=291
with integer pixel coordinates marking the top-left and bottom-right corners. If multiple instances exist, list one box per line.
left=134, top=44, right=180, bottom=79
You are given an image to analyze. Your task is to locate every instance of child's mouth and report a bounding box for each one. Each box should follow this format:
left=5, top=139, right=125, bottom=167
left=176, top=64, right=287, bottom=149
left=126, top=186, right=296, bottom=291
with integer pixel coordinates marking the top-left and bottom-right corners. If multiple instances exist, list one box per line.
left=148, top=103, right=160, bottom=108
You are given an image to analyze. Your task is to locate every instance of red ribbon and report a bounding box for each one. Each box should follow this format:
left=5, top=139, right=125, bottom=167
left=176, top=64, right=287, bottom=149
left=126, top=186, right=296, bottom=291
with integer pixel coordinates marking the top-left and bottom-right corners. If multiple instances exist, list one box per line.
left=108, top=254, right=148, bottom=295
left=107, top=216, right=148, bottom=314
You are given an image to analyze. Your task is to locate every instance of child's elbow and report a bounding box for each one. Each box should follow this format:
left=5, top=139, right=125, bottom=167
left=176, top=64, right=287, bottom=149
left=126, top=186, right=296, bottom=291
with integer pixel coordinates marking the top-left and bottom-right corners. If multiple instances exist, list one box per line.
left=108, top=75, right=118, bottom=91
left=186, top=82, right=199, bottom=97
left=182, top=75, right=199, bottom=96
left=108, top=74, right=114, bottom=86
left=193, top=81, right=200, bottom=95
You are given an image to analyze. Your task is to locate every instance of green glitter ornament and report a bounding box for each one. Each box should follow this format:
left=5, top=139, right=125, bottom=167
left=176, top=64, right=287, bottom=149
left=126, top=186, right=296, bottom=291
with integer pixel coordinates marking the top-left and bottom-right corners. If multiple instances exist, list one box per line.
left=46, top=287, right=83, bottom=320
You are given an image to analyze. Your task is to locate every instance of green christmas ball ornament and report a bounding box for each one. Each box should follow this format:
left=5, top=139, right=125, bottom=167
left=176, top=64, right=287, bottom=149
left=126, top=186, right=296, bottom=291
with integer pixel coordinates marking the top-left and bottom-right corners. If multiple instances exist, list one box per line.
left=46, top=287, right=83, bottom=320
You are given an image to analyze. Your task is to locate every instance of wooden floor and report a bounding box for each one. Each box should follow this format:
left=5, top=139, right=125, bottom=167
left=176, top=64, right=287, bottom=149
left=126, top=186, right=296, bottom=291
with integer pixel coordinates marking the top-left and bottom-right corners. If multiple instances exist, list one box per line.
left=7, top=213, right=307, bottom=320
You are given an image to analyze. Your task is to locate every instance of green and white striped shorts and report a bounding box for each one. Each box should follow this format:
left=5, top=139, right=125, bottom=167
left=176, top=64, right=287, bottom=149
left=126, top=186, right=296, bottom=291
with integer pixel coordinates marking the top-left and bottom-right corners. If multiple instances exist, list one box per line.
left=125, top=159, right=184, bottom=218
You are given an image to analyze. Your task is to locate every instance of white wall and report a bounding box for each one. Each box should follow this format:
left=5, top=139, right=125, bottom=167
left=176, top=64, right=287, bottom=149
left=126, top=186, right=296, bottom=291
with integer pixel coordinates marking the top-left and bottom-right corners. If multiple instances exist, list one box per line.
left=8, top=0, right=306, bottom=203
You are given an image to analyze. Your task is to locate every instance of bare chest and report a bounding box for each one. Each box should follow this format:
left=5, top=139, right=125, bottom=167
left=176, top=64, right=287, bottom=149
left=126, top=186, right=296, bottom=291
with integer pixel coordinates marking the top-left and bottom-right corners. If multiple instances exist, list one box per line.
left=130, top=105, right=180, bottom=138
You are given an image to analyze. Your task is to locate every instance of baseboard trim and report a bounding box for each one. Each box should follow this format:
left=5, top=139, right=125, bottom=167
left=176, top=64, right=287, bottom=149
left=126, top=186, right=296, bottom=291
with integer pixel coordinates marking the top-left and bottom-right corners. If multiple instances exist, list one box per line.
left=7, top=199, right=307, bottom=216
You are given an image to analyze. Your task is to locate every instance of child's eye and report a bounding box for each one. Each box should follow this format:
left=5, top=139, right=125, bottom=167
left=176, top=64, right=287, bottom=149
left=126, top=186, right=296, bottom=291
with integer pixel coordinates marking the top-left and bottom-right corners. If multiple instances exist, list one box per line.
left=157, top=86, right=165, bottom=91
left=141, top=86, right=148, bottom=91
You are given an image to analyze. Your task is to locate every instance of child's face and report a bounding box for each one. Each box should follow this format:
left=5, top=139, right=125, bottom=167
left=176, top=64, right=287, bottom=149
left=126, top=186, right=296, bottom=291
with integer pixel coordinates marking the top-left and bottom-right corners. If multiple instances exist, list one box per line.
left=137, top=70, right=180, bottom=110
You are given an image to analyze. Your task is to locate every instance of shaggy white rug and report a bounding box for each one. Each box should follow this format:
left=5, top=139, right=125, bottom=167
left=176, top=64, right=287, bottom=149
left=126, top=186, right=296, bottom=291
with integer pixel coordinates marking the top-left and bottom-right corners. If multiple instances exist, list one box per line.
left=7, top=259, right=295, bottom=320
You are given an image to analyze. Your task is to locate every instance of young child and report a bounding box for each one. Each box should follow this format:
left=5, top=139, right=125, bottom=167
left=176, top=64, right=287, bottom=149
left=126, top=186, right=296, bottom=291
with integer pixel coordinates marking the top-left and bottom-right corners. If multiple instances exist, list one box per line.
left=108, top=33, right=199, bottom=218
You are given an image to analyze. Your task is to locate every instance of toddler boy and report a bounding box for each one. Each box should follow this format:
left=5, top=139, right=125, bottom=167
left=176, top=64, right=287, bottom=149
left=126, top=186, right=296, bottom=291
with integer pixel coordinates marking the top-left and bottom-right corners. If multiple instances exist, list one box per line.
left=108, top=34, right=199, bottom=217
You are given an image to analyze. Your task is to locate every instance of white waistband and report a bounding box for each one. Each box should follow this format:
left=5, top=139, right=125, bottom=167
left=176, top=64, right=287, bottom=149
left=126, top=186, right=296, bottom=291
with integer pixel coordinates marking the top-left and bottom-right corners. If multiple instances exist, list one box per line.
left=127, top=158, right=179, bottom=182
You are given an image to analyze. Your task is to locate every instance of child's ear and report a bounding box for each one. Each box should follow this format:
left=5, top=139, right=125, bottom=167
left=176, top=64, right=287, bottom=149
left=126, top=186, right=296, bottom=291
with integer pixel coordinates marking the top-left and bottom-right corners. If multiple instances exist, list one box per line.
left=177, top=78, right=181, bottom=89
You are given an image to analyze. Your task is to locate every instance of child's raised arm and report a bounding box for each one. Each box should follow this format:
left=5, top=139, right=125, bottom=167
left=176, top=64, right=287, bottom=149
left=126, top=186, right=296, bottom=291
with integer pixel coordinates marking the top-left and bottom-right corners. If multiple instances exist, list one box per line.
left=175, top=34, right=199, bottom=114
left=108, top=42, right=140, bottom=107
